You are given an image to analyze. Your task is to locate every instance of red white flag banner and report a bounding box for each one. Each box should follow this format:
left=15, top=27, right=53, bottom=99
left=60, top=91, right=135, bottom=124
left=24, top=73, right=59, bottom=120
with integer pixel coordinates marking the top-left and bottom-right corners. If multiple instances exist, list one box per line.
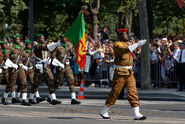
left=177, top=0, right=183, bottom=8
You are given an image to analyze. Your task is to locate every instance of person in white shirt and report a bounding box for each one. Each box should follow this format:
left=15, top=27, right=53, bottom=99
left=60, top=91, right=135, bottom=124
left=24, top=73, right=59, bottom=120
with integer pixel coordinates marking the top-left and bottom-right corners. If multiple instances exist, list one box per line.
left=176, top=43, right=185, bottom=91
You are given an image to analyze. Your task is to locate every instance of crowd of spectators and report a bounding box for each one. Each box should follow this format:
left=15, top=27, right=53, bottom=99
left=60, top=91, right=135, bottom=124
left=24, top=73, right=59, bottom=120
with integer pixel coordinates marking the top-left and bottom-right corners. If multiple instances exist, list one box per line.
left=71, top=27, right=185, bottom=88
left=1, top=27, right=185, bottom=89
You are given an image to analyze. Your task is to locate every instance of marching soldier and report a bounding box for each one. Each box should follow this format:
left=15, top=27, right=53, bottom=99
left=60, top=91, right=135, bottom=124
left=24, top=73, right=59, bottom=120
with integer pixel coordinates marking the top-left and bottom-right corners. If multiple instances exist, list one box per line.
left=48, top=34, right=81, bottom=104
left=0, top=41, right=9, bottom=85
left=15, top=40, right=39, bottom=104
left=100, top=29, right=146, bottom=120
left=1, top=35, right=30, bottom=106
left=29, top=34, right=60, bottom=105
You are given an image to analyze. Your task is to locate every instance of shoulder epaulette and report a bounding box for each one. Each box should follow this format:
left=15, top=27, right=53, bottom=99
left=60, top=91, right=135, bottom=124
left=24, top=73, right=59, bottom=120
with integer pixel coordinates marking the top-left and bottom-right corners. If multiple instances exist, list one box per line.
left=114, top=41, right=124, bottom=48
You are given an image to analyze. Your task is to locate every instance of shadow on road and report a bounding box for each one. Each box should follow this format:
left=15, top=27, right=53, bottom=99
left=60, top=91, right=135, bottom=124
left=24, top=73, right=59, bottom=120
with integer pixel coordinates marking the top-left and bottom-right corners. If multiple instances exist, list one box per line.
left=48, top=116, right=96, bottom=120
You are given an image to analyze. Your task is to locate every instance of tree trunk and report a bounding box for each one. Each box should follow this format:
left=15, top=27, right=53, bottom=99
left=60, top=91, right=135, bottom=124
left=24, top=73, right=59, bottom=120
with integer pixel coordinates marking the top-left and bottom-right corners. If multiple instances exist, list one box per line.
left=137, top=0, right=151, bottom=90
left=125, top=10, right=133, bottom=36
left=89, top=0, right=100, bottom=41
left=92, top=13, right=98, bottom=41
left=28, top=0, right=33, bottom=42
left=118, top=12, right=122, bottom=27
left=147, top=0, right=153, bottom=39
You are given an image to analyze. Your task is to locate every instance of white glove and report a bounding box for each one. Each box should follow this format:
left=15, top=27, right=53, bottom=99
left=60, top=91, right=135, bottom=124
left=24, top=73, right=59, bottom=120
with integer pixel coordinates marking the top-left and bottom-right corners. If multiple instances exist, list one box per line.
left=52, top=58, right=64, bottom=69
left=44, top=59, right=51, bottom=65
left=19, top=64, right=28, bottom=71
left=59, top=63, right=64, bottom=69
left=47, top=41, right=61, bottom=51
left=138, top=39, right=146, bottom=47
left=0, top=68, right=2, bottom=73
left=22, top=65, right=28, bottom=71
left=5, top=59, right=18, bottom=69
left=128, top=39, right=146, bottom=52
left=65, top=61, right=70, bottom=65
left=3, top=66, right=8, bottom=69
left=35, top=64, right=43, bottom=73
left=56, top=41, right=61, bottom=46
left=38, top=59, right=50, bottom=65
left=35, top=64, right=43, bottom=69
left=12, top=64, right=18, bottom=69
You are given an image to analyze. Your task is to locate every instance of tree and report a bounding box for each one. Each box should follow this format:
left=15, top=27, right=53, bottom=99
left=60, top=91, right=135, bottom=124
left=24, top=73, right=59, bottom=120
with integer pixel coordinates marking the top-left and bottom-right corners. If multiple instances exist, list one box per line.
left=151, top=0, right=185, bottom=37
left=116, top=0, right=137, bottom=35
left=89, top=0, right=100, bottom=41
left=0, top=0, right=27, bottom=39
left=137, top=0, right=151, bottom=89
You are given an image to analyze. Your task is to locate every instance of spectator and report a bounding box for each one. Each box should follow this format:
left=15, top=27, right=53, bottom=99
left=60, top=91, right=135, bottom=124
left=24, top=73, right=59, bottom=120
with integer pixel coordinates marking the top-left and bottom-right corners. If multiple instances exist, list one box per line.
left=102, top=27, right=109, bottom=44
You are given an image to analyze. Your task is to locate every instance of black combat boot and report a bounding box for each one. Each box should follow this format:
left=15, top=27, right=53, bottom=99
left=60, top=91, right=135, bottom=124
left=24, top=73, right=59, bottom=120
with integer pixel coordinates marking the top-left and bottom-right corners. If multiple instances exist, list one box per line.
left=47, top=97, right=51, bottom=103
left=134, top=116, right=147, bottom=120
left=71, top=99, right=81, bottom=105
left=50, top=99, right=61, bottom=105
left=1, top=97, right=9, bottom=105
left=36, top=97, right=45, bottom=103
left=28, top=99, right=37, bottom=104
left=12, top=98, right=21, bottom=104
left=21, top=100, right=31, bottom=106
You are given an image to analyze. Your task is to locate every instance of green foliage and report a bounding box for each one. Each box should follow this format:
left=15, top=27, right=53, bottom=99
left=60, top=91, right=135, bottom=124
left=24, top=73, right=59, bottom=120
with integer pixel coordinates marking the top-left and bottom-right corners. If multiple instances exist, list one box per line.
left=0, top=0, right=184, bottom=40
left=151, top=0, right=185, bottom=37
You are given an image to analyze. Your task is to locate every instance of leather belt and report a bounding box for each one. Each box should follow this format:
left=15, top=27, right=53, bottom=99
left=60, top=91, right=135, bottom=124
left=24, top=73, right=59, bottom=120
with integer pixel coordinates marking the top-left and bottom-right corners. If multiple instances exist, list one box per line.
left=115, top=65, right=132, bottom=69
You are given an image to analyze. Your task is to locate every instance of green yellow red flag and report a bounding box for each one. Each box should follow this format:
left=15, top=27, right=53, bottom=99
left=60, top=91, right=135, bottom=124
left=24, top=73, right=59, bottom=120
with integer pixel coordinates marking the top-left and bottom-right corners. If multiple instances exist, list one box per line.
left=64, top=11, right=86, bottom=69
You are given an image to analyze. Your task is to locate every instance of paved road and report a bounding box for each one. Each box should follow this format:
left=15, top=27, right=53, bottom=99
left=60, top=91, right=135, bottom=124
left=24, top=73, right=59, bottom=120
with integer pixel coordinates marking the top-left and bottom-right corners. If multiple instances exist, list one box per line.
left=0, top=99, right=185, bottom=124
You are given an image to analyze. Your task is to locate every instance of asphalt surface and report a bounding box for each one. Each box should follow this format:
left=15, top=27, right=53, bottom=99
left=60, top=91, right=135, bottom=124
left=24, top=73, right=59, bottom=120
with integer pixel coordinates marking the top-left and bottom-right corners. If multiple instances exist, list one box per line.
left=0, top=99, right=185, bottom=124
left=1, top=85, right=185, bottom=101
left=1, top=85, right=185, bottom=124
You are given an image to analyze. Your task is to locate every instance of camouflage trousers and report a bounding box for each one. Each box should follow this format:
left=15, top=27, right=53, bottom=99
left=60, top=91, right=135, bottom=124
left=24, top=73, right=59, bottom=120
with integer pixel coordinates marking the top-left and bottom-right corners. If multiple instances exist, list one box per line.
left=54, top=65, right=75, bottom=93
left=105, top=69, right=140, bottom=108
left=31, top=66, right=55, bottom=94
left=5, top=68, right=27, bottom=93
left=25, top=68, right=34, bottom=85
left=0, top=68, right=9, bottom=84
left=17, top=68, right=34, bottom=93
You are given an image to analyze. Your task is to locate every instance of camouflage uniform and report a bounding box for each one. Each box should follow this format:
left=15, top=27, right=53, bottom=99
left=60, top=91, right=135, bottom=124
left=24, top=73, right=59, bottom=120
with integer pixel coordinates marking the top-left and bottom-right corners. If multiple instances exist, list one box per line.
left=16, top=48, right=34, bottom=92
left=52, top=39, right=80, bottom=105
left=30, top=43, right=55, bottom=94
left=0, top=48, right=9, bottom=84
left=4, top=44, right=28, bottom=94
left=53, top=44, right=75, bottom=93
left=105, top=41, right=140, bottom=107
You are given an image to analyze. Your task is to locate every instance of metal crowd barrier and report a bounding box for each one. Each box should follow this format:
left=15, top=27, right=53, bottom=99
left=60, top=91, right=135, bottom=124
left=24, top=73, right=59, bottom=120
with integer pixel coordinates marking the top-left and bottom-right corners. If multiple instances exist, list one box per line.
left=134, top=61, right=178, bottom=88
left=70, top=59, right=179, bottom=88
left=0, top=58, right=179, bottom=89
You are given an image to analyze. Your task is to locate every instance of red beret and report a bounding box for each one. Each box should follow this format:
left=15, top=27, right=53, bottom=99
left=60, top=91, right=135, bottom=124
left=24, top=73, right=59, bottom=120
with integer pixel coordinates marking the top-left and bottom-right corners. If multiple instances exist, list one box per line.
left=116, top=29, right=128, bottom=33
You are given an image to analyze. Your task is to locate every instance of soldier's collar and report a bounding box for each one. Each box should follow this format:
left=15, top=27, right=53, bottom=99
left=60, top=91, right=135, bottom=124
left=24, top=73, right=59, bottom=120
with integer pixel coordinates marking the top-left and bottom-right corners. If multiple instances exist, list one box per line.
left=61, top=42, right=67, bottom=48
left=26, top=49, right=31, bottom=53
left=13, top=44, right=20, bottom=48
left=38, top=42, right=43, bottom=46
left=1, top=48, right=6, bottom=53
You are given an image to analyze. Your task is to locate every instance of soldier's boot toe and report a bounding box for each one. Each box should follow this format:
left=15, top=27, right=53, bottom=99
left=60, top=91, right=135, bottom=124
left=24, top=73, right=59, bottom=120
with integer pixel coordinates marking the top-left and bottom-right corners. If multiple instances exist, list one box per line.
left=21, top=100, right=31, bottom=106
left=71, top=99, right=81, bottom=105
left=100, top=113, right=111, bottom=119
left=12, top=98, right=21, bottom=104
left=47, top=97, right=51, bottom=103
left=28, top=99, right=37, bottom=104
left=50, top=99, right=61, bottom=105
left=134, top=116, right=146, bottom=120
left=1, top=98, right=9, bottom=105
left=36, top=97, right=45, bottom=103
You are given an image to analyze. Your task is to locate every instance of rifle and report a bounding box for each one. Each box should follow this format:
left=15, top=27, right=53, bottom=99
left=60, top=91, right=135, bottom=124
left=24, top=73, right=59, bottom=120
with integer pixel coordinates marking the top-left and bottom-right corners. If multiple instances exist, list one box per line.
left=62, top=45, right=73, bottom=64
left=25, top=44, right=34, bottom=67
left=0, top=61, right=5, bottom=68
left=12, top=44, right=26, bottom=72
